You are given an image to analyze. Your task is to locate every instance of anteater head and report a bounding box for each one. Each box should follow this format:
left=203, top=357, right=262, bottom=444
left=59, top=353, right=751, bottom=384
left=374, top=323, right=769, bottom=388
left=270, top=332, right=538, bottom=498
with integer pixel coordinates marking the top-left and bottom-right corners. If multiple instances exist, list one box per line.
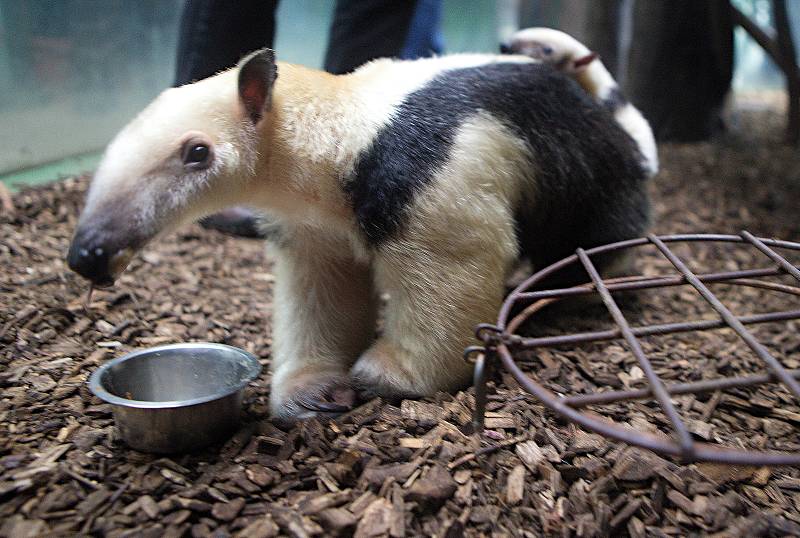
left=67, top=49, right=277, bottom=286
left=501, top=27, right=597, bottom=74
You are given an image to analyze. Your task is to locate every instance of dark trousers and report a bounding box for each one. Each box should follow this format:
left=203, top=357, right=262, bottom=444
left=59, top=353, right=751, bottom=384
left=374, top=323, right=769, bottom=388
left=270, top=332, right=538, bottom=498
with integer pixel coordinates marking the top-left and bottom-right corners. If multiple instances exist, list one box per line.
left=175, top=0, right=417, bottom=85
left=324, top=0, right=417, bottom=74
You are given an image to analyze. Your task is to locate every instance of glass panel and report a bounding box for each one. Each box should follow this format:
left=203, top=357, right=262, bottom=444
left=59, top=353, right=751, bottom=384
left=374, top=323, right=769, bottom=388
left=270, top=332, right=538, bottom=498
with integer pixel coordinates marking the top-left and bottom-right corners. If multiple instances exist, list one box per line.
left=0, top=0, right=183, bottom=175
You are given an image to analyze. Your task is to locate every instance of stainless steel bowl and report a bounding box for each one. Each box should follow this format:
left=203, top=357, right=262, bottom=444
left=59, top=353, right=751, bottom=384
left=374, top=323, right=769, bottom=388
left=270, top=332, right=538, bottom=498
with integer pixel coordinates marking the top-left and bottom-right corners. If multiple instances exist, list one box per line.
left=88, top=343, right=261, bottom=453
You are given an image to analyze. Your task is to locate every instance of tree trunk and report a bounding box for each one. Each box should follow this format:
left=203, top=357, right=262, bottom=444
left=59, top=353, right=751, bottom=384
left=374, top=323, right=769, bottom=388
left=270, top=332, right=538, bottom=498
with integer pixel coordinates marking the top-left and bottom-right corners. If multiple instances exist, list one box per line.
left=624, top=0, right=734, bottom=142
left=581, top=0, right=626, bottom=80
left=773, top=0, right=800, bottom=144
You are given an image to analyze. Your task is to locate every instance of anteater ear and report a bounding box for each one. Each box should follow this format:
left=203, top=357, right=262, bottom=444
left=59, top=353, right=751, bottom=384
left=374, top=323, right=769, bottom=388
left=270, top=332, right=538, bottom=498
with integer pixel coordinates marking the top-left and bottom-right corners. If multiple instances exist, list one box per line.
left=571, top=52, right=598, bottom=73
left=237, top=49, right=278, bottom=124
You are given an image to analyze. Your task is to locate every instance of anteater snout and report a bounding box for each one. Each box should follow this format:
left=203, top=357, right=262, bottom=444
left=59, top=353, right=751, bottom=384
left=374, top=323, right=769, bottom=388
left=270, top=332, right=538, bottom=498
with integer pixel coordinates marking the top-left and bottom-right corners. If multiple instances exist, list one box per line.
left=66, top=235, right=116, bottom=287
left=66, top=225, right=138, bottom=287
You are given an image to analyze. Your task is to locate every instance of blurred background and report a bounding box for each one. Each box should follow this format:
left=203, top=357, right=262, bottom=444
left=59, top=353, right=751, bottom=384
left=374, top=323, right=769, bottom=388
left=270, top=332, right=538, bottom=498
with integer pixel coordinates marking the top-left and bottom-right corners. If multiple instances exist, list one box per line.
left=0, top=0, right=797, bottom=188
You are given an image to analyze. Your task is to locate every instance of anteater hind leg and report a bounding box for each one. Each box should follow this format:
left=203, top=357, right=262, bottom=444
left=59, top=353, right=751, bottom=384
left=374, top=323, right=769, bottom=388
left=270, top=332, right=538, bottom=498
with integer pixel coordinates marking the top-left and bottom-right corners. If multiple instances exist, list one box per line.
left=351, top=238, right=513, bottom=399
left=351, top=197, right=520, bottom=398
left=350, top=113, right=528, bottom=399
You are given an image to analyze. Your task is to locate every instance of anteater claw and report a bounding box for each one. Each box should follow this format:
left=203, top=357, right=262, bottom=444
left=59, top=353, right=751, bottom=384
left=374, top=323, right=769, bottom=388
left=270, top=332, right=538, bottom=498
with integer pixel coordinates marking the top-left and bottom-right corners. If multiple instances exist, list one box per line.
left=272, top=373, right=356, bottom=422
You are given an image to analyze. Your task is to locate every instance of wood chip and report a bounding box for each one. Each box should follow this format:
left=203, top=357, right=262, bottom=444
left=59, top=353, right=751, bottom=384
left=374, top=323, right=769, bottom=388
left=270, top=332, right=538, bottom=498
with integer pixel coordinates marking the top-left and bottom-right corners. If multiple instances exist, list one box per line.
left=212, top=498, right=246, bottom=521
left=611, top=448, right=666, bottom=481
left=316, top=508, right=357, bottom=533
left=400, top=400, right=444, bottom=427
left=139, top=495, right=160, bottom=519
left=505, top=465, right=526, bottom=505
left=354, top=498, right=395, bottom=538
left=406, top=465, right=457, bottom=506
left=515, top=441, right=545, bottom=472
left=236, top=515, right=279, bottom=538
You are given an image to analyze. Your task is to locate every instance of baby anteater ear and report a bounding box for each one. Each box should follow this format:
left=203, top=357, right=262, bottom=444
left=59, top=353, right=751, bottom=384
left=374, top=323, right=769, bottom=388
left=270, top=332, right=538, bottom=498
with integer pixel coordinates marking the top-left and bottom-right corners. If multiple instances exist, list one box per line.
left=238, top=48, right=278, bottom=124
left=571, top=52, right=599, bottom=73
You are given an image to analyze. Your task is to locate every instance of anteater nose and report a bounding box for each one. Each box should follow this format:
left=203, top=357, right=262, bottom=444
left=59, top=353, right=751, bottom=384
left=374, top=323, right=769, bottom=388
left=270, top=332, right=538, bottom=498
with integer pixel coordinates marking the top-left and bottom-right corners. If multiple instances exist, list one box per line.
left=499, top=43, right=512, bottom=54
left=66, top=239, right=115, bottom=287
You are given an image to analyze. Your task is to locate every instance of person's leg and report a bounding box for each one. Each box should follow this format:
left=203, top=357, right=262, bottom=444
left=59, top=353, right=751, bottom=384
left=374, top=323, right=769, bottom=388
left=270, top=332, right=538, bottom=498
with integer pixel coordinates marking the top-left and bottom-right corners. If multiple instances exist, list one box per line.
left=400, top=0, right=445, bottom=60
left=324, top=0, right=418, bottom=74
left=174, top=0, right=279, bottom=86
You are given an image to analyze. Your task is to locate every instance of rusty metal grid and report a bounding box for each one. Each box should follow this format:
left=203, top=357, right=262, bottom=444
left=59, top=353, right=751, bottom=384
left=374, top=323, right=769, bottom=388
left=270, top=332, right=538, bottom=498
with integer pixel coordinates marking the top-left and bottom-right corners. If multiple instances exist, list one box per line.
left=468, top=232, right=800, bottom=466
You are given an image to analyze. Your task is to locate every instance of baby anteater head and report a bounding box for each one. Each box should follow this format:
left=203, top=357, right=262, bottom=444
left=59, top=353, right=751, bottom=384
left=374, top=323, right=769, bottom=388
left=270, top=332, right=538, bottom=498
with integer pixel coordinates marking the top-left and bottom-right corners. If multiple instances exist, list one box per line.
left=67, top=50, right=277, bottom=286
left=501, top=27, right=598, bottom=74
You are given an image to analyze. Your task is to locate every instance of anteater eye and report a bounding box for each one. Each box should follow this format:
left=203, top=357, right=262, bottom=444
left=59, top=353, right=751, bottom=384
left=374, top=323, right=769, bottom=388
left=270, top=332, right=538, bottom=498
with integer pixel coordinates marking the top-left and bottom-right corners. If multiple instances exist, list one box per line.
left=542, top=46, right=554, bottom=55
left=181, top=142, right=212, bottom=169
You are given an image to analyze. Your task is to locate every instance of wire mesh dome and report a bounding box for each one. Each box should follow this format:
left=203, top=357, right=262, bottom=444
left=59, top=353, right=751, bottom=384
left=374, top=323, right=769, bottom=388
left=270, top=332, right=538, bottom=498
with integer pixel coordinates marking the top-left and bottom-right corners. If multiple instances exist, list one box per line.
left=468, top=232, right=800, bottom=466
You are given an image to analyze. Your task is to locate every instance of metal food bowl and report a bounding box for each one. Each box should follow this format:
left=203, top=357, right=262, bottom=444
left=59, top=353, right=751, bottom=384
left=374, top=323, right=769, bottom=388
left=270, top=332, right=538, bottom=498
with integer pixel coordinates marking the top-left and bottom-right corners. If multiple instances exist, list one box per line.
left=88, top=343, right=261, bottom=453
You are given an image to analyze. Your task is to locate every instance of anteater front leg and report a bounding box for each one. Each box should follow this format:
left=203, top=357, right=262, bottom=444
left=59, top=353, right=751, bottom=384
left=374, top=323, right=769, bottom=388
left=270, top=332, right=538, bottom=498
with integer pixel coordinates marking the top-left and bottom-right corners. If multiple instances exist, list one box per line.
left=269, top=231, right=377, bottom=423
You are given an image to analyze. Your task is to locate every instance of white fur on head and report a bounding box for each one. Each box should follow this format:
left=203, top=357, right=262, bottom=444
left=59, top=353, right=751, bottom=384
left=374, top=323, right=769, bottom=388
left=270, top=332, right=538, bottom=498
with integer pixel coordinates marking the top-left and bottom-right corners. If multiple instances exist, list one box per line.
left=508, top=27, right=592, bottom=72
left=78, top=52, right=277, bottom=260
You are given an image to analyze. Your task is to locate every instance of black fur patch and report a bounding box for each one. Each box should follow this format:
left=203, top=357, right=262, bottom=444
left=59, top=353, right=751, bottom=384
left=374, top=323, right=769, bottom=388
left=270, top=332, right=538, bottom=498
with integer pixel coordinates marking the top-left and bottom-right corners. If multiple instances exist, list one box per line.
left=346, top=61, right=648, bottom=269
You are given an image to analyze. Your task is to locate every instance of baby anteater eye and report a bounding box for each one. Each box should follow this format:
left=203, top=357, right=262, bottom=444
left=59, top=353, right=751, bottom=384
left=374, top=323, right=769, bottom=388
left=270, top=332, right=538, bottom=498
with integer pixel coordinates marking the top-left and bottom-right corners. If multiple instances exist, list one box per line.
left=542, top=46, right=554, bottom=55
left=181, top=141, right=212, bottom=169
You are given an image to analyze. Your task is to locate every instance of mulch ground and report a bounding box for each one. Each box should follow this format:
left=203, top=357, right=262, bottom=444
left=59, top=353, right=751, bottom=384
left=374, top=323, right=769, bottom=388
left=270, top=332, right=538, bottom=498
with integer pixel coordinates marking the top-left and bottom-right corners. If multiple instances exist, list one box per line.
left=2, top=106, right=800, bottom=537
